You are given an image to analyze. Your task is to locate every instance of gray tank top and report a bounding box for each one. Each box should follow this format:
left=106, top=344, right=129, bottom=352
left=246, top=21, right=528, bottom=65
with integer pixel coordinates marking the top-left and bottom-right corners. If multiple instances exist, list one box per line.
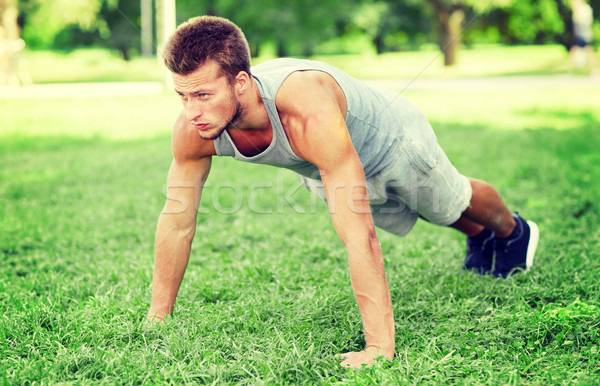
left=213, top=58, right=429, bottom=180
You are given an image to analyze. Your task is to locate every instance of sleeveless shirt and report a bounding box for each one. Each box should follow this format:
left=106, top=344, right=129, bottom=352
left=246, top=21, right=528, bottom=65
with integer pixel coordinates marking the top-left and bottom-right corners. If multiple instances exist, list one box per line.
left=213, top=58, right=431, bottom=181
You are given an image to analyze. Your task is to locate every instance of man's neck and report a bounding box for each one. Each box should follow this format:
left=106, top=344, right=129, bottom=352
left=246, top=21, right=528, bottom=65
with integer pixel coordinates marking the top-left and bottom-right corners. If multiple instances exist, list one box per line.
left=233, top=78, right=270, bottom=132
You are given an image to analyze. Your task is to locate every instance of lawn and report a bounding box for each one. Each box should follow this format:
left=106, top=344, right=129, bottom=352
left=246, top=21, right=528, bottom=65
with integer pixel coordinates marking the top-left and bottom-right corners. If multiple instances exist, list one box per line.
left=1, top=49, right=599, bottom=384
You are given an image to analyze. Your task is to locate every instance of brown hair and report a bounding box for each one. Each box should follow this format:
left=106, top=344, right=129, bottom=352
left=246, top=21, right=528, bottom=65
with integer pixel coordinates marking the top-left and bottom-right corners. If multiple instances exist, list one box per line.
left=163, top=16, right=252, bottom=83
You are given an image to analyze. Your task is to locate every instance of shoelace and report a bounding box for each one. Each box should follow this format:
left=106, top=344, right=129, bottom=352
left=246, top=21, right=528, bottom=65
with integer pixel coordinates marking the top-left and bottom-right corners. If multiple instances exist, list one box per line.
left=480, top=232, right=495, bottom=251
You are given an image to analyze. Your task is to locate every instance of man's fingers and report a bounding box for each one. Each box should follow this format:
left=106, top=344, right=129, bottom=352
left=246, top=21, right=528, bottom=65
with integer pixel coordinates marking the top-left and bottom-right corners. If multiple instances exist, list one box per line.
left=337, top=351, right=367, bottom=368
left=337, top=348, right=392, bottom=368
left=339, top=354, right=364, bottom=368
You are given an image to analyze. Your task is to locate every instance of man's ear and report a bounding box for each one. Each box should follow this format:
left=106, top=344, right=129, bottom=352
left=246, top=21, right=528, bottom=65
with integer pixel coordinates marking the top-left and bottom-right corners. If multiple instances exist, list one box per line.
left=234, top=71, right=250, bottom=95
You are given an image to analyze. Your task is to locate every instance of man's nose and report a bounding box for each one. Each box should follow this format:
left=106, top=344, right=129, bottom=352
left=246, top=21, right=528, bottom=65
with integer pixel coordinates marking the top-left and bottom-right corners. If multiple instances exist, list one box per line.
left=186, top=98, right=203, bottom=122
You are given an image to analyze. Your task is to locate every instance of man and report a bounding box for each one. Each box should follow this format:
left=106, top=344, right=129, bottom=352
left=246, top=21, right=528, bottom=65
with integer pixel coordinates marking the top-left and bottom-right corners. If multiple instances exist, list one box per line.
left=148, top=16, right=540, bottom=368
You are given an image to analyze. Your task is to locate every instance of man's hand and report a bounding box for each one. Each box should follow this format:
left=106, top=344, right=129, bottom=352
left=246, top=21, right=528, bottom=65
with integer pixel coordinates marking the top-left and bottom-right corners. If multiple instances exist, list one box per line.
left=146, top=309, right=166, bottom=323
left=338, top=346, right=394, bottom=368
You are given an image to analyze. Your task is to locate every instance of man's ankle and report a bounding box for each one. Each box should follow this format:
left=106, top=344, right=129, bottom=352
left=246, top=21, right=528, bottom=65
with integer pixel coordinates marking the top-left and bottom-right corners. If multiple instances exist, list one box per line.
left=495, top=215, right=517, bottom=238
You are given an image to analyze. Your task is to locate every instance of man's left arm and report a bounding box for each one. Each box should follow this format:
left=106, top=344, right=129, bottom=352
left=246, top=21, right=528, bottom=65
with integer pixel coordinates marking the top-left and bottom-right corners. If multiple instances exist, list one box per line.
left=318, top=140, right=395, bottom=367
left=277, top=73, right=395, bottom=367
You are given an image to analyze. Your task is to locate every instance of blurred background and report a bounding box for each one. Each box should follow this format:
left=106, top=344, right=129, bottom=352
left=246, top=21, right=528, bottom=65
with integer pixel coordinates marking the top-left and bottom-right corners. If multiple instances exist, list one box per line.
left=1, top=0, right=599, bottom=86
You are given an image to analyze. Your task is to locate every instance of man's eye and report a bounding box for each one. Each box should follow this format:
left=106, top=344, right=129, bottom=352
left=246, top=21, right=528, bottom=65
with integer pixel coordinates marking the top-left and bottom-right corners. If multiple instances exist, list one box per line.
left=199, top=93, right=209, bottom=99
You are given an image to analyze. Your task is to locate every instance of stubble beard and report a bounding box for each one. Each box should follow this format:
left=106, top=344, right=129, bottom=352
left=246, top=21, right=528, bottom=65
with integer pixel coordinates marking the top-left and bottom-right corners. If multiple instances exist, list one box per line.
left=198, top=100, right=245, bottom=141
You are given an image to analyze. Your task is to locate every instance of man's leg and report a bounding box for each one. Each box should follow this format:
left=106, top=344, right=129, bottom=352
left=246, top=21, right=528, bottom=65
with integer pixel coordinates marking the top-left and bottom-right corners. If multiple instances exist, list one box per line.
left=451, top=178, right=514, bottom=237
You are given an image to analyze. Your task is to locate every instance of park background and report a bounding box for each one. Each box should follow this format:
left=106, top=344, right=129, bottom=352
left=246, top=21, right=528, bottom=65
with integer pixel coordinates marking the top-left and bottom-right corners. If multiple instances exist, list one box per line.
left=1, top=0, right=600, bottom=384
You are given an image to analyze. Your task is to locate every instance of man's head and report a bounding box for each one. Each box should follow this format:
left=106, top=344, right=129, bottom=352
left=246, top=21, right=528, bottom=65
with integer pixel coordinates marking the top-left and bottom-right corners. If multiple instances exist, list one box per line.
left=163, top=16, right=252, bottom=84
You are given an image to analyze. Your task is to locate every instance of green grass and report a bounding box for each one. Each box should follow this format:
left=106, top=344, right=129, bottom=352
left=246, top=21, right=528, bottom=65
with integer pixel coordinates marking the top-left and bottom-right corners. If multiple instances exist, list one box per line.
left=23, top=49, right=164, bottom=83
left=1, top=57, right=600, bottom=383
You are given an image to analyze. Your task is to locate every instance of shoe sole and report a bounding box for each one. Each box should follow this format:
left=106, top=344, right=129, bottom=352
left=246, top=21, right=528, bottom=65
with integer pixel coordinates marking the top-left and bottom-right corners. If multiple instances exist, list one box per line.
left=525, top=220, right=539, bottom=271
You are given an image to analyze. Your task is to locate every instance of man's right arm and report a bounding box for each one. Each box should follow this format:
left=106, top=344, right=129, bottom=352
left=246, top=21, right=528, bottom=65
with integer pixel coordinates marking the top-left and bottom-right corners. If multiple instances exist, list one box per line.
left=148, top=154, right=212, bottom=321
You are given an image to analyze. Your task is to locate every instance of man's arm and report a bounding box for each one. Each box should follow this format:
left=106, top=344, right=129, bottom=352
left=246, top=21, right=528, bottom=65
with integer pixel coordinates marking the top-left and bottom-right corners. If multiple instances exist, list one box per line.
left=148, top=110, right=214, bottom=321
left=148, top=156, right=211, bottom=320
left=320, top=144, right=395, bottom=366
left=277, top=72, right=395, bottom=367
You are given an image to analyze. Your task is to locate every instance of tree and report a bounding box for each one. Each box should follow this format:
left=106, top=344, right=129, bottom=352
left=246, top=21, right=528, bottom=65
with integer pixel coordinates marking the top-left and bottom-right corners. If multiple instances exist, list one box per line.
left=429, top=0, right=465, bottom=66
left=175, top=0, right=354, bottom=57
left=352, top=0, right=391, bottom=54
left=349, top=0, right=432, bottom=54
left=99, top=0, right=141, bottom=60
left=426, top=0, right=511, bottom=66
left=19, top=0, right=104, bottom=48
left=501, top=0, right=568, bottom=45
left=18, top=0, right=147, bottom=59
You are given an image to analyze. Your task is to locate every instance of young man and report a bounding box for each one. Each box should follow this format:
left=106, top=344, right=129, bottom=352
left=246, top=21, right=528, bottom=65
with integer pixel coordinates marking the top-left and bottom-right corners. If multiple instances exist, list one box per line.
left=148, top=16, right=540, bottom=368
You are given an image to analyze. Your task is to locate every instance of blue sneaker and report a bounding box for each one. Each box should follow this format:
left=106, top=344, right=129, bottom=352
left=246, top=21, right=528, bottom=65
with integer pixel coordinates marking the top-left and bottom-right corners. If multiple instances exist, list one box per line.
left=493, top=213, right=539, bottom=278
left=464, top=227, right=495, bottom=274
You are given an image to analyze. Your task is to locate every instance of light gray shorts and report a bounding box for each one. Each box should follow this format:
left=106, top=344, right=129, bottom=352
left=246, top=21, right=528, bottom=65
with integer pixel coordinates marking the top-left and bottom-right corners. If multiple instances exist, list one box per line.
left=299, top=138, right=472, bottom=237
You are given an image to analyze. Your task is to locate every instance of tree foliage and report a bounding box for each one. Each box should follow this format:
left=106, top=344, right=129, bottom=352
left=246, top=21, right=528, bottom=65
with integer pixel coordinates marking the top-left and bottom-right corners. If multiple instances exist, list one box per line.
left=347, top=0, right=432, bottom=54
left=19, top=0, right=104, bottom=47
left=98, top=0, right=141, bottom=60
left=13, top=0, right=599, bottom=62
left=176, top=0, right=355, bottom=57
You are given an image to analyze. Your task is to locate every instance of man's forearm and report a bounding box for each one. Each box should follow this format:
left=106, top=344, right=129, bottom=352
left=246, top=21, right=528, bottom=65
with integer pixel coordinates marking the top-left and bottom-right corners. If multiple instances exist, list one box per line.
left=148, top=214, right=195, bottom=320
left=323, top=169, right=396, bottom=354
left=346, top=243, right=395, bottom=355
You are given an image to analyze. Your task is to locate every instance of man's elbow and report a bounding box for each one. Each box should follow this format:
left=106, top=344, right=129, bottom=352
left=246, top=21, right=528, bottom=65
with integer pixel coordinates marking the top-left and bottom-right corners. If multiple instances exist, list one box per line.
left=342, top=226, right=382, bottom=256
left=157, top=213, right=197, bottom=242
left=176, top=224, right=196, bottom=242
left=365, top=228, right=382, bottom=257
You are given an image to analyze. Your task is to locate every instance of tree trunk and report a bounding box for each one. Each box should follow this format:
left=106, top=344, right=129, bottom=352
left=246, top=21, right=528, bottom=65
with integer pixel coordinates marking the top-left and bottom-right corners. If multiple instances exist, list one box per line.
left=374, top=35, right=384, bottom=55
left=249, top=43, right=259, bottom=58
left=277, top=40, right=287, bottom=57
left=430, top=0, right=465, bottom=67
left=302, top=43, right=314, bottom=57
left=438, top=8, right=464, bottom=66
left=119, top=46, right=131, bottom=61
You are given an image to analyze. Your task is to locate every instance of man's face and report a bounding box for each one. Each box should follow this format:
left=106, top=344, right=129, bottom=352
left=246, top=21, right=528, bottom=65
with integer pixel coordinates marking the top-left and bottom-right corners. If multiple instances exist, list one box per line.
left=173, top=61, right=243, bottom=140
